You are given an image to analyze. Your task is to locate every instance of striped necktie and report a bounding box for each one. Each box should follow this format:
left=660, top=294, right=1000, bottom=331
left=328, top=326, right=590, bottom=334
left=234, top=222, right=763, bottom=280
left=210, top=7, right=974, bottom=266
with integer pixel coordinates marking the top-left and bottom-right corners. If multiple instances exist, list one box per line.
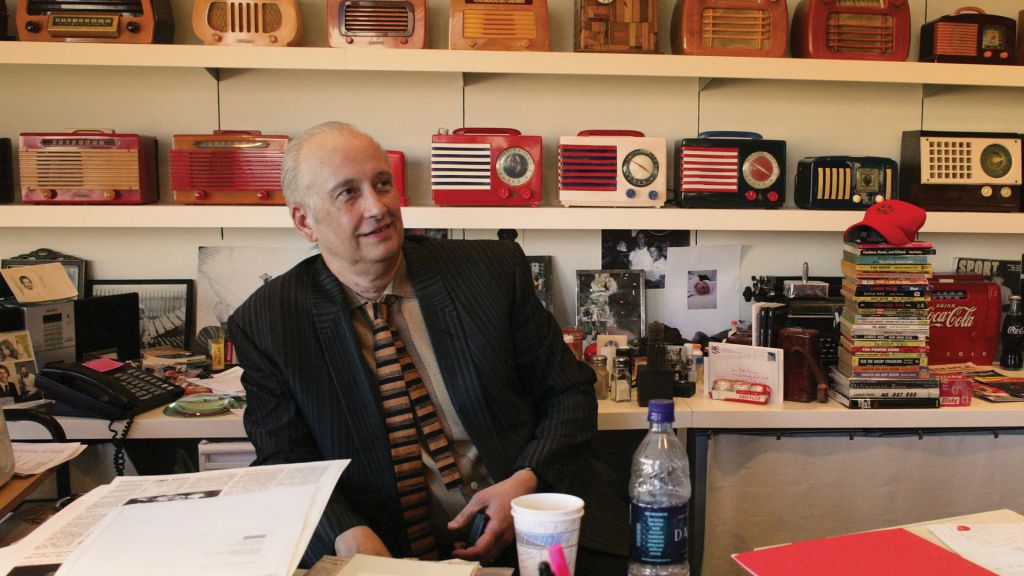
left=367, top=299, right=463, bottom=559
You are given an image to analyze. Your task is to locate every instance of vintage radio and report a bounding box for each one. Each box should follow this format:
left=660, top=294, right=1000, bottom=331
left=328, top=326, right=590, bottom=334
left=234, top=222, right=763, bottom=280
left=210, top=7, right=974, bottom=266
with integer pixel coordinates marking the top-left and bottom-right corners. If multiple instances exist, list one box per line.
left=387, top=149, right=408, bottom=207
left=328, top=0, right=426, bottom=48
left=19, top=130, right=158, bottom=204
left=193, top=0, right=301, bottom=46
left=671, top=0, right=788, bottom=57
left=558, top=130, right=667, bottom=208
left=795, top=156, right=897, bottom=210
left=919, top=7, right=1016, bottom=64
left=449, top=0, right=549, bottom=51
left=575, top=0, right=658, bottom=53
left=1, top=139, right=12, bottom=204
left=675, top=131, right=786, bottom=209
left=170, top=130, right=288, bottom=205
left=899, top=131, right=1021, bottom=213
left=431, top=128, right=542, bottom=207
left=17, top=0, right=173, bottom=43
left=928, top=276, right=1001, bottom=365
left=791, top=0, right=911, bottom=61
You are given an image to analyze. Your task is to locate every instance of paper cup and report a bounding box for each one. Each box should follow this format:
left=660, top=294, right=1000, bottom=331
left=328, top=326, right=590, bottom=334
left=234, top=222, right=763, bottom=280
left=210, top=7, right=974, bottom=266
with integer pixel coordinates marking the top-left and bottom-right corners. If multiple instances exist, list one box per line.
left=511, top=493, right=585, bottom=576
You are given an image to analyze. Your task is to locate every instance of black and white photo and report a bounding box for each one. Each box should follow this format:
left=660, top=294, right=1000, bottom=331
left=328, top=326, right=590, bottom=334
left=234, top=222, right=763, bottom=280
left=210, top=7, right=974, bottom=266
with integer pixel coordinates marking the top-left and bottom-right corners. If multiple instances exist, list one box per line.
left=88, top=280, right=195, bottom=350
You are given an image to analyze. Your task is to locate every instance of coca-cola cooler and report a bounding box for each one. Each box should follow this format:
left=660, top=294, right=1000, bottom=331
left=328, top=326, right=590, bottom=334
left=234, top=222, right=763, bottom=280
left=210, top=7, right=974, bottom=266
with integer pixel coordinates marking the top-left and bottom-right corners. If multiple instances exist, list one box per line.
left=929, top=275, right=1002, bottom=365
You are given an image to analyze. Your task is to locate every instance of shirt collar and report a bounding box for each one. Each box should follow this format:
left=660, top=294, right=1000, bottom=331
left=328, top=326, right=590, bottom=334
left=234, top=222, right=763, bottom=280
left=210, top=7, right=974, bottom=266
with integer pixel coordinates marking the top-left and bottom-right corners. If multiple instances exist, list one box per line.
left=341, top=254, right=415, bottom=312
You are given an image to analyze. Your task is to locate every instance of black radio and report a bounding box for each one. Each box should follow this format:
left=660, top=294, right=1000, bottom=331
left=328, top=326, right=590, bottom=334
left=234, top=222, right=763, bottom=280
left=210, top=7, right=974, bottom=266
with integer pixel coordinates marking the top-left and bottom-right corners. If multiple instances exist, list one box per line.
left=675, top=131, right=786, bottom=208
left=795, top=156, right=897, bottom=210
left=0, top=139, right=12, bottom=204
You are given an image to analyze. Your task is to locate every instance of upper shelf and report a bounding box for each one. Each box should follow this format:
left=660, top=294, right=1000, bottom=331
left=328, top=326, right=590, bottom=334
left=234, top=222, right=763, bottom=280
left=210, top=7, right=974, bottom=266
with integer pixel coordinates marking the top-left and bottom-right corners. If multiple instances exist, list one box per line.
left=2, top=42, right=1024, bottom=87
left=2, top=205, right=1021, bottom=233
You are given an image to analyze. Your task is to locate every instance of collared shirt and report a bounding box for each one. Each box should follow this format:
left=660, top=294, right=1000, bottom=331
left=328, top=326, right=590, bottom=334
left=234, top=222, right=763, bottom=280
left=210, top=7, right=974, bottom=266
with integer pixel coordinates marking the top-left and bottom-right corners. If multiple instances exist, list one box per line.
left=341, top=255, right=493, bottom=548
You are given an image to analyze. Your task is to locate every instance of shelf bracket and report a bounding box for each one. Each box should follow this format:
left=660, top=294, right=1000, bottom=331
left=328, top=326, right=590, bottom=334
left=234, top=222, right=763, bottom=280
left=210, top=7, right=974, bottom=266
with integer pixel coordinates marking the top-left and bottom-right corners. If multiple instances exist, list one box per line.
left=698, top=77, right=713, bottom=91
left=205, top=67, right=221, bottom=81
left=922, top=84, right=943, bottom=98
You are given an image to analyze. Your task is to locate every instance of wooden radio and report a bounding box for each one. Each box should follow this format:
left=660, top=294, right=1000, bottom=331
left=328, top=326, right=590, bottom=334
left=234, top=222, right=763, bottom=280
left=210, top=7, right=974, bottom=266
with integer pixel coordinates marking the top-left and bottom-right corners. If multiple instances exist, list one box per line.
left=791, top=0, right=911, bottom=61
left=170, top=130, right=288, bottom=205
left=387, top=150, right=408, bottom=207
left=919, top=6, right=1016, bottom=65
left=558, top=130, right=667, bottom=207
left=675, top=131, right=786, bottom=208
left=795, top=156, right=897, bottom=210
left=575, top=0, right=658, bottom=53
left=449, top=0, right=549, bottom=51
left=431, top=128, right=542, bottom=207
left=193, top=0, right=302, bottom=46
left=328, top=0, right=426, bottom=48
left=0, top=139, right=12, bottom=204
left=900, top=131, right=1021, bottom=213
left=17, top=0, right=173, bottom=43
left=671, top=0, right=788, bottom=57
left=19, top=130, right=159, bottom=204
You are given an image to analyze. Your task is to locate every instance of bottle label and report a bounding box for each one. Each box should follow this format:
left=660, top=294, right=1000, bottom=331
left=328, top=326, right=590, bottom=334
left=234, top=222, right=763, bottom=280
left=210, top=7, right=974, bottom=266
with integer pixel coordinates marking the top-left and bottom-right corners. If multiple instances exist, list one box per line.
left=630, top=502, right=688, bottom=565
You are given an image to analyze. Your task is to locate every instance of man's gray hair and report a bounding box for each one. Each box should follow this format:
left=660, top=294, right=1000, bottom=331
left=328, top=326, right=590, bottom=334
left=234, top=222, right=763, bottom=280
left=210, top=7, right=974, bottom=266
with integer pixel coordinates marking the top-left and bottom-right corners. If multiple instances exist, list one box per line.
left=281, top=122, right=382, bottom=215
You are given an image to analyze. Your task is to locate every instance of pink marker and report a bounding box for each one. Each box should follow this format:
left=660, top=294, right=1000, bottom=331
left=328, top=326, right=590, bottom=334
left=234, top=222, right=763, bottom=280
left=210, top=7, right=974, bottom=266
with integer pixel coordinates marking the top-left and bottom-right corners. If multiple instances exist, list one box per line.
left=547, top=544, right=570, bottom=576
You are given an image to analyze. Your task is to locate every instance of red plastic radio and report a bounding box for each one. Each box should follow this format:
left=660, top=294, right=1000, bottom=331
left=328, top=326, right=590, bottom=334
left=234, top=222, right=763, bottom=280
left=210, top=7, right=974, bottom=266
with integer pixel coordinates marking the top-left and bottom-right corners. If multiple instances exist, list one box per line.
left=899, top=130, right=1021, bottom=213
left=170, top=130, right=288, bottom=205
left=919, top=6, right=1016, bottom=64
left=193, top=0, right=302, bottom=46
left=449, top=0, right=549, bottom=51
left=928, top=275, right=1001, bottom=365
left=328, top=0, right=426, bottom=48
left=387, top=149, right=408, bottom=207
left=431, top=128, right=542, bottom=207
left=17, top=0, right=173, bottom=43
left=0, top=139, right=12, bottom=204
left=19, top=130, right=158, bottom=204
left=558, top=130, right=667, bottom=208
left=675, top=131, right=786, bottom=209
left=791, top=0, right=911, bottom=61
left=671, top=0, right=788, bottom=57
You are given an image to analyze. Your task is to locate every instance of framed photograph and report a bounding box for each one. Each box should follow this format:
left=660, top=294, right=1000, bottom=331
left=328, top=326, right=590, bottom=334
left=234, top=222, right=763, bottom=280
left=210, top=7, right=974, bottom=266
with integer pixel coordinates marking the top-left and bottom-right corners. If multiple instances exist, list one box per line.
left=87, top=279, right=195, bottom=350
left=0, top=330, right=41, bottom=403
left=3, top=248, right=87, bottom=299
left=575, top=269, right=645, bottom=351
left=526, top=255, right=553, bottom=311
left=600, top=230, right=691, bottom=290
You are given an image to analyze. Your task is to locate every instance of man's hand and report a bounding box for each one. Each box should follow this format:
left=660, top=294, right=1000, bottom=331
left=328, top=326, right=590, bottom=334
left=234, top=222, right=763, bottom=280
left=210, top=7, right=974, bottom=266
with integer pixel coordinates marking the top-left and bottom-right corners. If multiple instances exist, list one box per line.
left=334, top=526, right=391, bottom=558
left=448, top=468, right=538, bottom=563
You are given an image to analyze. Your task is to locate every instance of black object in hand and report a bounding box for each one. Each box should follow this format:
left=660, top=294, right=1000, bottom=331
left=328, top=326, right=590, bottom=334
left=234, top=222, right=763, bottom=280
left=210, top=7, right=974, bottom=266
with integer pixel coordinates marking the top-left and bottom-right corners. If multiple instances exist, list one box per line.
left=538, top=561, right=555, bottom=576
left=467, top=512, right=489, bottom=547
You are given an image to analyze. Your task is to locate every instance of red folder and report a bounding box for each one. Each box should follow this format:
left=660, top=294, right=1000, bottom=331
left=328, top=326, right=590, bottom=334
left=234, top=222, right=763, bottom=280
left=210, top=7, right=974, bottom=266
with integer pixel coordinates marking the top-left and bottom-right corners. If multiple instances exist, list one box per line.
left=732, top=527, right=997, bottom=575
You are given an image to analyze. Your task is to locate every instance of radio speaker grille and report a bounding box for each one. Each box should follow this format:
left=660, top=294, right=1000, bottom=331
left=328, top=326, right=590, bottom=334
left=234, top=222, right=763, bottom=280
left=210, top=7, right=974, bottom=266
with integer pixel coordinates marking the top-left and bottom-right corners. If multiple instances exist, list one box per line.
left=700, top=8, right=771, bottom=50
left=170, top=150, right=284, bottom=191
left=342, top=1, right=412, bottom=36
left=816, top=167, right=851, bottom=199
left=20, top=150, right=140, bottom=189
left=927, top=140, right=973, bottom=181
left=463, top=9, right=536, bottom=39
left=827, top=13, right=893, bottom=54
left=207, top=1, right=282, bottom=33
left=934, top=22, right=978, bottom=56
left=559, top=145, right=617, bottom=191
left=431, top=143, right=491, bottom=190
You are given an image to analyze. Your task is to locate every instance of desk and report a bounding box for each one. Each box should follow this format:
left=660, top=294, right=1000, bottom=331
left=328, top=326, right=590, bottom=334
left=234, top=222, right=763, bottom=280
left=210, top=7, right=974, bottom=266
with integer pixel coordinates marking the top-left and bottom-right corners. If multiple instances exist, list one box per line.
left=0, top=469, right=55, bottom=518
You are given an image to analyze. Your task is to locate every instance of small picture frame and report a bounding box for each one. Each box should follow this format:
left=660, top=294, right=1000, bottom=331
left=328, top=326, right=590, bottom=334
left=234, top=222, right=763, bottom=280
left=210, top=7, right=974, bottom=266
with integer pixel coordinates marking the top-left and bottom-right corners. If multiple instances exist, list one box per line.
left=0, top=330, right=41, bottom=404
left=575, top=269, right=645, bottom=351
left=526, top=255, right=553, bottom=311
left=3, top=248, right=87, bottom=299
left=87, top=279, right=195, bottom=350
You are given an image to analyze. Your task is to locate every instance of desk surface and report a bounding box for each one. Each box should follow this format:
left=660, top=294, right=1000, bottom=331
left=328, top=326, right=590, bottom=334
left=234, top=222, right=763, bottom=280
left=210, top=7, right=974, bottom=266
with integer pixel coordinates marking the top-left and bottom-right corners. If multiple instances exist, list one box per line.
left=0, top=469, right=55, bottom=517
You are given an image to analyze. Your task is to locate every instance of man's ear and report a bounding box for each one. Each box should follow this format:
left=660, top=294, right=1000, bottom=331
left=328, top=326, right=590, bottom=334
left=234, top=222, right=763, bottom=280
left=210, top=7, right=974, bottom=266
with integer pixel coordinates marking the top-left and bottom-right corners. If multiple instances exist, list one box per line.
left=291, top=204, right=318, bottom=244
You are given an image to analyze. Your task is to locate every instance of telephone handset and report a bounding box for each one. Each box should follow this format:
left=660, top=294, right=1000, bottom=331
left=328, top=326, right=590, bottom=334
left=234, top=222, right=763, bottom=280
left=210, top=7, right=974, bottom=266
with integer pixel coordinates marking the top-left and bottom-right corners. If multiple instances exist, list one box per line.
left=36, top=362, right=185, bottom=420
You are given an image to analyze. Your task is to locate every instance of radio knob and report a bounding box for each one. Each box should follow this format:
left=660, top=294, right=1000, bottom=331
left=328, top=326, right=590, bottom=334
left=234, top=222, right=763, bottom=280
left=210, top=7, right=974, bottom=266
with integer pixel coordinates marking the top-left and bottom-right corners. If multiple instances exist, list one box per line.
left=212, top=33, right=223, bottom=42
left=126, top=21, right=141, bottom=33
left=766, top=191, right=779, bottom=203
left=257, top=191, right=269, bottom=201
left=981, top=186, right=993, bottom=197
left=521, top=189, right=532, bottom=200
left=346, top=37, right=354, bottom=44
left=1000, top=187, right=1012, bottom=198
left=873, top=194, right=884, bottom=204
left=999, top=52, right=1009, bottom=59
left=983, top=50, right=992, bottom=58
left=42, top=189, right=57, bottom=200
left=851, top=194, right=863, bottom=204
left=467, top=40, right=477, bottom=48
left=400, top=38, right=409, bottom=45
left=102, top=190, right=117, bottom=201
left=625, top=189, right=637, bottom=199
left=520, top=40, right=530, bottom=49
left=25, top=21, right=40, bottom=33
left=498, top=188, right=510, bottom=199
left=648, top=191, right=659, bottom=200
left=269, top=35, right=278, bottom=44
left=744, top=190, right=757, bottom=201
left=194, top=191, right=207, bottom=201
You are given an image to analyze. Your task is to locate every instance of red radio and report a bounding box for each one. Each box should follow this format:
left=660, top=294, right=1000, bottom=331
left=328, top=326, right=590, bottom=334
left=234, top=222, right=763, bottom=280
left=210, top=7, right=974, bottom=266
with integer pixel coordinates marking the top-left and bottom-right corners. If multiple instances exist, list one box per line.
left=387, top=149, right=408, bottom=207
left=328, top=0, right=427, bottom=48
left=791, top=0, right=911, bottom=61
left=170, top=130, right=288, bottom=205
left=919, top=6, right=1016, bottom=65
left=431, top=128, right=542, bottom=207
left=19, top=130, right=158, bottom=204
left=558, top=130, right=667, bottom=207
left=928, top=275, right=1001, bottom=365
left=671, top=0, right=788, bottom=57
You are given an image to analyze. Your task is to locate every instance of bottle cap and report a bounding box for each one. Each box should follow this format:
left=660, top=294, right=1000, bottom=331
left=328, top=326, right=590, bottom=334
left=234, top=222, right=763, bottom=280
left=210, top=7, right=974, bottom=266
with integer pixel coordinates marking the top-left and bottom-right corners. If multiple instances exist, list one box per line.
left=647, top=399, right=675, bottom=423
left=590, top=354, right=607, bottom=365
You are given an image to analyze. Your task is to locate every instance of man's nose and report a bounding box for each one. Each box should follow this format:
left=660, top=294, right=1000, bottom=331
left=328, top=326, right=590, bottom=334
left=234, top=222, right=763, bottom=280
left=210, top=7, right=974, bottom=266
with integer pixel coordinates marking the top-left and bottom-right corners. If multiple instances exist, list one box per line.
left=361, top=186, right=387, bottom=215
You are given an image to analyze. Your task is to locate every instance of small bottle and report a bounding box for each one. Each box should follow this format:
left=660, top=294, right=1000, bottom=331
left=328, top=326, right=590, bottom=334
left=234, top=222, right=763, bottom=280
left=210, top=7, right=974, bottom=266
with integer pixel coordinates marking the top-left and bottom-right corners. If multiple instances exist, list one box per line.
left=1001, top=296, right=1023, bottom=371
left=209, top=328, right=226, bottom=371
left=612, top=355, right=632, bottom=402
left=628, top=399, right=690, bottom=576
left=589, top=354, right=610, bottom=400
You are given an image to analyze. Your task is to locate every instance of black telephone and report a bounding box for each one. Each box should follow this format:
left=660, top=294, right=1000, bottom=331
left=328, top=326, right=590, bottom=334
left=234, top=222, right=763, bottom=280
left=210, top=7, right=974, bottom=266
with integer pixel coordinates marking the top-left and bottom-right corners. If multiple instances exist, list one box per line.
left=36, top=362, right=185, bottom=420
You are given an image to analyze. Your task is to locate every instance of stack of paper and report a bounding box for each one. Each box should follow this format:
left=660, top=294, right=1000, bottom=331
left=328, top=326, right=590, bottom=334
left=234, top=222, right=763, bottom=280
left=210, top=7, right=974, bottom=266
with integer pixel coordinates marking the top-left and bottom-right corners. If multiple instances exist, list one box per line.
left=12, top=442, right=86, bottom=475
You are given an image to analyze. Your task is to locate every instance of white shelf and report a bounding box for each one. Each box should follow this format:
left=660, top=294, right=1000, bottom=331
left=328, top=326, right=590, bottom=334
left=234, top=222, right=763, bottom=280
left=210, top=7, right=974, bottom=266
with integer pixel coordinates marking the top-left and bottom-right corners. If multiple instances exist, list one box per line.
left=2, top=204, right=1022, bottom=233
left=3, top=42, right=1024, bottom=87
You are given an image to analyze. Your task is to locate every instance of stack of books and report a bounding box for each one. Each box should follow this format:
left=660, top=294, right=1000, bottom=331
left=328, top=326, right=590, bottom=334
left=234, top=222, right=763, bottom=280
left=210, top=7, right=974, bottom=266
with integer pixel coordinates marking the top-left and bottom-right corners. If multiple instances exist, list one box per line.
left=832, top=241, right=939, bottom=409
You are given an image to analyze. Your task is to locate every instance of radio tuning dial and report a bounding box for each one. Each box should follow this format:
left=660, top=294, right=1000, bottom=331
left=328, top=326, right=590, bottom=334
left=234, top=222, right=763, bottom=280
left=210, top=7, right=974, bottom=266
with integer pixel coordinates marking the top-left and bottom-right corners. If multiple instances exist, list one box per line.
left=495, top=147, right=535, bottom=187
left=980, top=144, right=1012, bottom=178
left=622, top=149, right=659, bottom=187
left=741, top=151, right=780, bottom=190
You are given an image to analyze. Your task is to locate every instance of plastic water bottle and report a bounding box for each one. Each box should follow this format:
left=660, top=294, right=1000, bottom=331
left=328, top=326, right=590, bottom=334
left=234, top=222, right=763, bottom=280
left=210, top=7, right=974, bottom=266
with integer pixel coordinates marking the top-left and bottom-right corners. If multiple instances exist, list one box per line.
left=628, top=399, right=690, bottom=576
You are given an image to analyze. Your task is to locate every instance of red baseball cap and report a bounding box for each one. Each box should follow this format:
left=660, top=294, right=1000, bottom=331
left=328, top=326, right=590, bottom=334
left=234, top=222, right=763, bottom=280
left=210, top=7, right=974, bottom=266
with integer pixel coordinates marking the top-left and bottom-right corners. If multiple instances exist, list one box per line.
left=843, top=200, right=927, bottom=246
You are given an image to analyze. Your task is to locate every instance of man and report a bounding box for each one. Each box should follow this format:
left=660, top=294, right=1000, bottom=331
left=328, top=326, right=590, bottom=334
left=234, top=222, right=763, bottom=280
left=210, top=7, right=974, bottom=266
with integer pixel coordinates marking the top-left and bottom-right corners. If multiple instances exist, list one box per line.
left=628, top=231, right=653, bottom=272
left=17, top=275, right=33, bottom=292
left=229, top=122, right=626, bottom=569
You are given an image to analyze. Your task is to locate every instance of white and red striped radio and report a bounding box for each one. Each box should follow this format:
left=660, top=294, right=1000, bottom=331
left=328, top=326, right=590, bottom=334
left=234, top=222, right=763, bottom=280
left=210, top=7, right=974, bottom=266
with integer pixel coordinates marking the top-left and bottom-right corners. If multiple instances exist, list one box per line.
left=928, top=275, right=1002, bottom=365
left=675, top=131, right=786, bottom=209
left=431, top=127, right=541, bottom=206
left=558, top=130, right=666, bottom=207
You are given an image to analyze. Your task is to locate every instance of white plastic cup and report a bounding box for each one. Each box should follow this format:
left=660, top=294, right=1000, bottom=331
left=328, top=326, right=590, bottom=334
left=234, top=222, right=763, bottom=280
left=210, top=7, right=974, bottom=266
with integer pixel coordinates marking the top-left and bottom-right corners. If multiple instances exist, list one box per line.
left=511, top=493, right=585, bottom=576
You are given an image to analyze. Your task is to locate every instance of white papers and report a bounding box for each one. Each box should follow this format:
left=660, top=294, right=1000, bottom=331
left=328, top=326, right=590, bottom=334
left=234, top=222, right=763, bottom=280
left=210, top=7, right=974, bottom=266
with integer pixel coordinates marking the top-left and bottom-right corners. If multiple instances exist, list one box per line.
left=12, top=442, right=86, bottom=475
left=339, top=554, right=477, bottom=576
left=663, top=245, right=742, bottom=340
left=188, top=366, right=246, bottom=396
left=929, top=522, right=1024, bottom=576
left=705, top=342, right=785, bottom=406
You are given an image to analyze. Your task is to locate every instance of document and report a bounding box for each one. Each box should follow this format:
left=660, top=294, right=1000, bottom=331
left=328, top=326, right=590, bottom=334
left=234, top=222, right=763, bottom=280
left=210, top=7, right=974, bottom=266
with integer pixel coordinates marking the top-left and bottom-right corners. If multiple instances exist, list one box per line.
left=339, top=555, right=476, bottom=576
left=0, top=460, right=348, bottom=576
left=188, top=366, right=246, bottom=396
left=12, top=442, right=86, bottom=476
left=929, top=522, right=1024, bottom=576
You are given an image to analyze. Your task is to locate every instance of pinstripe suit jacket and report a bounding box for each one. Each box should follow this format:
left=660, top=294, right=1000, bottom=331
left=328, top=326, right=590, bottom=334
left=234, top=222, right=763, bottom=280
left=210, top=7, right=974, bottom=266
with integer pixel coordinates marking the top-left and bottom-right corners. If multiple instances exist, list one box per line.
left=228, top=237, right=626, bottom=566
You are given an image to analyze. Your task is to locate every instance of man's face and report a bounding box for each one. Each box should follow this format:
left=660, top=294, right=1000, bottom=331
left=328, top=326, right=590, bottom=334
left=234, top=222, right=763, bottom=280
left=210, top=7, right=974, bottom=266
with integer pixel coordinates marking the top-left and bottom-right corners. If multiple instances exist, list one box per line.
left=291, top=131, right=404, bottom=272
left=636, top=233, right=646, bottom=248
left=19, top=277, right=33, bottom=290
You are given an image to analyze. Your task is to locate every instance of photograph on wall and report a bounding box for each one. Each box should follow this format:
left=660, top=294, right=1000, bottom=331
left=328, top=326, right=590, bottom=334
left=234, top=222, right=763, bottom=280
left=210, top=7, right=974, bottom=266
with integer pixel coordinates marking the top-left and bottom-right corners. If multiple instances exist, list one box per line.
left=0, top=330, right=40, bottom=403
left=0, top=262, right=79, bottom=304
left=575, top=269, right=645, bottom=350
left=663, top=245, right=742, bottom=340
left=953, top=257, right=1022, bottom=312
left=88, top=280, right=194, bottom=350
left=600, top=230, right=691, bottom=289
left=526, top=255, right=553, bottom=311
left=2, top=248, right=87, bottom=300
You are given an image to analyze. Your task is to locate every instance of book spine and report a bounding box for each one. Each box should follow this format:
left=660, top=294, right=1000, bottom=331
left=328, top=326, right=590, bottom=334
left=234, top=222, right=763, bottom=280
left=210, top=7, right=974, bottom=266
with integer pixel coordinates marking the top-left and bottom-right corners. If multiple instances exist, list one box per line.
left=830, top=386, right=940, bottom=398
left=849, top=300, right=929, bottom=310
left=840, top=312, right=930, bottom=325
left=828, top=389, right=941, bottom=409
left=842, top=254, right=930, bottom=265
left=842, top=285, right=931, bottom=297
